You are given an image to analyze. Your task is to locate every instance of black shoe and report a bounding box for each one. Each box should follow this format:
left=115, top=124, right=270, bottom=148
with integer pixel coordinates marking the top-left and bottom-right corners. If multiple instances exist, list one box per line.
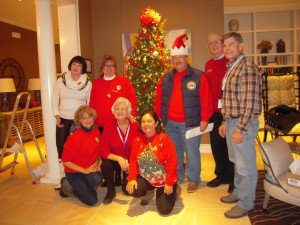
left=59, top=177, right=72, bottom=198
left=207, top=177, right=226, bottom=188
left=103, top=191, right=116, bottom=205
left=227, top=182, right=235, bottom=193
left=115, top=174, right=122, bottom=187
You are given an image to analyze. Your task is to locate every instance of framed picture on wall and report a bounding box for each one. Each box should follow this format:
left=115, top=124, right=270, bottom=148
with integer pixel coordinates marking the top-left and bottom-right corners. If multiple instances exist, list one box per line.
left=85, top=59, right=92, bottom=73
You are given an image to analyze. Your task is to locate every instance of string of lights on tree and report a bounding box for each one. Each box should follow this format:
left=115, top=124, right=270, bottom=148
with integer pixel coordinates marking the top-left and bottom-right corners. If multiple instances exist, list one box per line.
left=124, top=7, right=171, bottom=117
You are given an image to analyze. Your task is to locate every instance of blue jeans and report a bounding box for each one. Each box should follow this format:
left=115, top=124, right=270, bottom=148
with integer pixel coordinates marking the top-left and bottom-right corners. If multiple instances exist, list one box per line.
left=165, top=119, right=201, bottom=183
left=225, top=116, right=259, bottom=210
left=65, top=171, right=103, bottom=206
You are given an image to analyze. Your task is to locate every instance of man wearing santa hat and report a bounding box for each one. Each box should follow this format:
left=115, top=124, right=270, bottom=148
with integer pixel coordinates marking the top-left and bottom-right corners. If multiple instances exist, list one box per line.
left=155, top=34, right=213, bottom=193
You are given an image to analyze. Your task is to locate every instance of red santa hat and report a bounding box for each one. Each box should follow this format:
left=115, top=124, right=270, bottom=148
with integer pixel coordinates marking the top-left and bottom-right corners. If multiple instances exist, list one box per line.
left=171, top=34, right=189, bottom=56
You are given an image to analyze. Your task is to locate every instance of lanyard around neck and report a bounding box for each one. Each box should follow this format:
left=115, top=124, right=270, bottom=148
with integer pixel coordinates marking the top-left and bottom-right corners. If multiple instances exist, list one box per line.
left=116, top=125, right=130, bottom=147
left=221, top=54, right=243, bottom=91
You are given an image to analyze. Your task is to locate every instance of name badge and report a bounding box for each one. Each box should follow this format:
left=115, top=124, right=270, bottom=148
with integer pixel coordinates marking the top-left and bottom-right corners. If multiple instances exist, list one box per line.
left=218, top=99, right=222, bottom=109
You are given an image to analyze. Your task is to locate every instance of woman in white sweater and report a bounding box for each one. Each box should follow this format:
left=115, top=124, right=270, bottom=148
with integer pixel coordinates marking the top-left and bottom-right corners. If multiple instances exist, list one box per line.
left=52, top=56, right=92, bottom=159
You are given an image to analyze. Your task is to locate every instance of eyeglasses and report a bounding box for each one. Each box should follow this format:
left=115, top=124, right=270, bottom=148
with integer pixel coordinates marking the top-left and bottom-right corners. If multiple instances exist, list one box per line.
left=208, top=40, right=222, bottom=46
left=104, top=64, right=115, bottom=68
left=171, top=56, right=187, bottom=61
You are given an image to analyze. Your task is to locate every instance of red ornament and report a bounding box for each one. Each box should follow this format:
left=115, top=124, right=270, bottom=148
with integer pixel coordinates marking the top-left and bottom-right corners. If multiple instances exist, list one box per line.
left=129, top=58, right=133, bottom=62
left=146, top=33, right=151, bottom=39
left=142, top=85, right=147, bottom=90
left=151, top=101, right=155, bottom=106
left=149, top=47, right=154, bottom=51
left=159, top=61, right=163, bottom=66
left=133, top=62, right=138, bottom=67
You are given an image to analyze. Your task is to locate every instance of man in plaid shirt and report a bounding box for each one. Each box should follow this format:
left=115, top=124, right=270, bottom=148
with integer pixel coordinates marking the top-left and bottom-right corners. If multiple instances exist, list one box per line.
left=218, top=32, right=262, bottom=219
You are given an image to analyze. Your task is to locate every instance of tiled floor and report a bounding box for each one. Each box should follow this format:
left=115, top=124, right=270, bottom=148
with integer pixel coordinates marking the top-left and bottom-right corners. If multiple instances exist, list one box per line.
left=0, top=135, right=268, bottom=225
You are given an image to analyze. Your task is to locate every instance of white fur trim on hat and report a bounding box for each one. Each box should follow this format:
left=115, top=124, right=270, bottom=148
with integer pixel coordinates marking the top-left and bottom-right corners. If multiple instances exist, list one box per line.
left=171, top=46, right=188, bottom=56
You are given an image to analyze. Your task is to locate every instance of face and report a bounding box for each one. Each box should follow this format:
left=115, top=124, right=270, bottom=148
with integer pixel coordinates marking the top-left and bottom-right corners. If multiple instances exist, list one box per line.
left=223, top=37, right=244, bottom=62
left=171, top=55, right=188, bottom=72
left=71, top=62, right=83, bottom=76
left=102, top=60, right=116, bottom=77
left=79, top=112, right=94, bottom=129
left=208, top=34, right=223, bottom=58
left=113, top=102, right=128, bottom=121
left=141, top=113, right=158, bottom=138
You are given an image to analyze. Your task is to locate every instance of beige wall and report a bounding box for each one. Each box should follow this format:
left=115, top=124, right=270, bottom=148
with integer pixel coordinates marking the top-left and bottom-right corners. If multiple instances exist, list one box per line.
left=91, top=0, right=224, bottom=77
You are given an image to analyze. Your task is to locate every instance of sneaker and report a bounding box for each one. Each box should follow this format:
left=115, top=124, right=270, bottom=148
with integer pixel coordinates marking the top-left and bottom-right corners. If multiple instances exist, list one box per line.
left=59, top=177, right=73, bottom=198
left=224, top=205, right=247, bottom=219
left=140, top=190, right=154, bottom=206
left=187, top=181, right=199, bottom=193
left=220, top=194, right=239, bottom=204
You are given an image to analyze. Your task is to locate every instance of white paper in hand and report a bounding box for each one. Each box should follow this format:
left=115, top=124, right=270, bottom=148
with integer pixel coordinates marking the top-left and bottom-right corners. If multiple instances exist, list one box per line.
left=185, top=123, right=214, bottom=139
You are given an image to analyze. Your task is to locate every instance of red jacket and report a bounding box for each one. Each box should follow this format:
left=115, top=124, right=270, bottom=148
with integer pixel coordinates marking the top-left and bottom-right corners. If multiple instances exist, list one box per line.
left=128, top=133, right=178, bottom=187
left=62, top=128, right=101, bottom=173
left=89, top=76, right=137, bottom=127
left=99, top=119, right=140, bottom=161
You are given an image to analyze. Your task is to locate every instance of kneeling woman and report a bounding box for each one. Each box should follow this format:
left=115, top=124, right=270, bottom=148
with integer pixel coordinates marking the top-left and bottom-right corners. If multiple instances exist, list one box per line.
left=126, top=111, right=179, bottom=215
left=61, top=105, right=103, bottom=206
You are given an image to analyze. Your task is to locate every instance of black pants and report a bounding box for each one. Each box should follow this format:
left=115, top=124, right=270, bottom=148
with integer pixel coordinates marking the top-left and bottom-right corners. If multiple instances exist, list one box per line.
left=130, top=175, right=177, bottom=215
left=65, top=171, right=103, bottom=206
left=100, top=159, right=128, bottom=194
left=56, top=117, right=74, bottom=159
left=209, top=112, right=234, bottom=182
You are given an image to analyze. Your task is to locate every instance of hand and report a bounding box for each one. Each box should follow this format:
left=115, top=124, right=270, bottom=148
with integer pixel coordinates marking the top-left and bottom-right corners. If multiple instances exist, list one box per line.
left=118, top=157, right=129, bottom=173
left=129, top=115, right=136, bottom=123
left=55, top=116, right=64, bottom=128
left=126, top=180, right=137, bottom=194
left=200, top=121, right=208, bottom=132
left=232, top=130, right=244, bottom=144
left=164, top=184, right=173, bottom=195
left=219, top=123, right=226, bottom=138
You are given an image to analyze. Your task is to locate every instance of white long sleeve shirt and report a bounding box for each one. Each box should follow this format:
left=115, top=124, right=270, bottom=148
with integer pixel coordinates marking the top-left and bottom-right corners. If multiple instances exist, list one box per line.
left=51, top=76, right=92, bottom=119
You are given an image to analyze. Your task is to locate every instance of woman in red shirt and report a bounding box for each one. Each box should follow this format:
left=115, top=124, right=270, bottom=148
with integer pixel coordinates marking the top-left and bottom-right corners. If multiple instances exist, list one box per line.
left=60, top=105, right=102, bottom=206
left=126, top=111, right=180, bottom=215
left=99, top=97, right=139, bottom=204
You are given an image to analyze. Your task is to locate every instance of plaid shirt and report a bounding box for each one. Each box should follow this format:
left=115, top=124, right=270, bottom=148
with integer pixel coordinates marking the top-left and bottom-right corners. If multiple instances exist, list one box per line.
left=221, top=54, right=262, bottom=132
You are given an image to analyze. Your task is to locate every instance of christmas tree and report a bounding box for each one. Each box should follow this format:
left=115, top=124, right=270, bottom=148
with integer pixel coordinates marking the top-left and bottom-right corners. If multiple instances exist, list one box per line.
left=125, top=7, right=170, bottom=118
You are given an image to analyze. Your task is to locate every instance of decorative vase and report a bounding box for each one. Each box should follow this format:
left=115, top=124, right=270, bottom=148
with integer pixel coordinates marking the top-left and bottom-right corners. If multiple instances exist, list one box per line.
left=276, top=39, right=285, bottom=53
left=261, top=49, right=269, bottom=54
left=229, top=19, right=239, bottom=31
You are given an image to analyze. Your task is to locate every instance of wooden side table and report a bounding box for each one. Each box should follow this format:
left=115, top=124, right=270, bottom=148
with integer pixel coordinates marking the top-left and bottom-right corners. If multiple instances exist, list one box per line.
left=0, top=106, right=44, bottom=147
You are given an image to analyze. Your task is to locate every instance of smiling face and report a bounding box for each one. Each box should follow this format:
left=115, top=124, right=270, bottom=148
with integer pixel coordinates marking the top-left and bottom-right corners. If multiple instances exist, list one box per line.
left=113, top=102, right=129, bottom=121
left=70, top=62, right=83, bottom=77
left=171, top=55, right=188, bottom=72
left=141, top=113, right=158, bottom=138
left=223, top=37, right=244, bottom=62
left=208, top=34, right=223, bottom=58
left=102, top=60, right=116, bottom=77
left=79, top=112, right=95, bottom=129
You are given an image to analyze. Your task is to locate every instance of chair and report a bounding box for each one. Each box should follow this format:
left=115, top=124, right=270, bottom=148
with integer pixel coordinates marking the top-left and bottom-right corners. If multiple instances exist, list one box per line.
left=257, top=136, right=300, bottom=211
left=262, top=72, right=300, bottom=143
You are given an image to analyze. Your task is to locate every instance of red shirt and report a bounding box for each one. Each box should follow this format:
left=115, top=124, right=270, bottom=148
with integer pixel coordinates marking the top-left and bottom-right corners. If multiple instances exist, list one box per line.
left=62, top=128, right=101, bottom=173
left=89, top=76, right=137, bottom=127
left=205, top=56, right=228, bottom=112
left=128, top=133, right=178, bottom=186
left=99, top=119, right=140, bottom=161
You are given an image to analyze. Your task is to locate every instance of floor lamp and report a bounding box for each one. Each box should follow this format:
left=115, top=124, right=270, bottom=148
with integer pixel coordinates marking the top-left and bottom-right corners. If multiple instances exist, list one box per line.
left=0, top=78, right=16, bottom=112
left=28, top=78, right=41, bottom=106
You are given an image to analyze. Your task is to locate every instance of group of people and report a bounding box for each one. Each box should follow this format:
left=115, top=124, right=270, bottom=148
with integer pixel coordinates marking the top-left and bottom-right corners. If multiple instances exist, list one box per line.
left=51, top=31, right=262, bottom=218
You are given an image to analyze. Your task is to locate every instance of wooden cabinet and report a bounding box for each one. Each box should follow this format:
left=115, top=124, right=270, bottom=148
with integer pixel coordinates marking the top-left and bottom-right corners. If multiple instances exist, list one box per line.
left=0, top=106, right=44, bottom=147
left=224, top=3, right=300, bottom=74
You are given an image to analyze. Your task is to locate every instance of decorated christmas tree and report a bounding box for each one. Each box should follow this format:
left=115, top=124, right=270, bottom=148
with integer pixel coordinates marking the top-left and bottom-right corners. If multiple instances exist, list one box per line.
left=125, top=7, right=170, bottom=117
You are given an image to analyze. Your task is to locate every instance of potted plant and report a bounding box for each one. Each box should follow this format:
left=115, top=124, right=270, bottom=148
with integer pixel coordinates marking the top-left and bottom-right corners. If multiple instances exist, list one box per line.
left=257, top=40, right=273, bottom=53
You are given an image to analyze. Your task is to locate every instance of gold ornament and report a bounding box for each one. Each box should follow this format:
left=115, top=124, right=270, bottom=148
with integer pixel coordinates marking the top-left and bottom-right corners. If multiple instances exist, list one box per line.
left=143, top=57, right=147, bottom=64
left=153, top=51, right=159, bottom=57
left=136, top=49, right=140, bottom=55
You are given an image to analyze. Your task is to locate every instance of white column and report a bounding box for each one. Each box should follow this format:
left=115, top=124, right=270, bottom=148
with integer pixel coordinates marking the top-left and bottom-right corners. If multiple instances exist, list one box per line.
left=35, top=0, right=60, bottom=184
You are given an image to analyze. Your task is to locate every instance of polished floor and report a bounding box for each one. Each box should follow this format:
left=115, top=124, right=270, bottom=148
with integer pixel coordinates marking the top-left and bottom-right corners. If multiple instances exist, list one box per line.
left=0, top=134, right=271, bottom=225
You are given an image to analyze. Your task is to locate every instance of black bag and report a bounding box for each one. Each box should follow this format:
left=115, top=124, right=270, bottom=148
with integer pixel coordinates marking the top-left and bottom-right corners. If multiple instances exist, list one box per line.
left=267, top=105, right=300, bottom=133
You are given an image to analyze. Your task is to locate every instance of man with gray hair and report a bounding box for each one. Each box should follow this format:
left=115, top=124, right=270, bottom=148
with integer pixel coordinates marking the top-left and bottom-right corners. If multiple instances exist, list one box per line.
left=219, top=32, right=262, bottom=219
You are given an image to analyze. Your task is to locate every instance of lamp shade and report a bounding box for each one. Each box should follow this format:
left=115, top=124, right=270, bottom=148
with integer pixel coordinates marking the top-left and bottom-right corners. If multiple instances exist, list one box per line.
left=28, top=78, right=41, bottom=90
left=0, top=78, right=16, bottom=93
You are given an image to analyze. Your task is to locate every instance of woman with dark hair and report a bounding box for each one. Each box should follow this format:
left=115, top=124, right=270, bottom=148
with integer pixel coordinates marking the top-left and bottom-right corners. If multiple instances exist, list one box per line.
left=60, top=105, right=103, bottom=206
left=126, top=111, right=180, bottom=215
left=52, top=56, right=92, bottom=160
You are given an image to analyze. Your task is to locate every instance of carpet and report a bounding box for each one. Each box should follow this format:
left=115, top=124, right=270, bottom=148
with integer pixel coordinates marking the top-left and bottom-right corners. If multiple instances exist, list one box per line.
left=247, top=170, right=300, bottom=225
